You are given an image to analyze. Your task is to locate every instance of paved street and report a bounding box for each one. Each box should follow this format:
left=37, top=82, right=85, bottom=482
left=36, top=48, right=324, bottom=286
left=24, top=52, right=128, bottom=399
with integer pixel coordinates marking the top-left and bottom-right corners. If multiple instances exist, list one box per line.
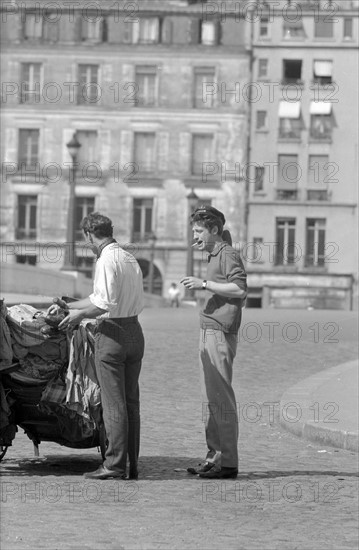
left=1, top=307, right=358, bottom=550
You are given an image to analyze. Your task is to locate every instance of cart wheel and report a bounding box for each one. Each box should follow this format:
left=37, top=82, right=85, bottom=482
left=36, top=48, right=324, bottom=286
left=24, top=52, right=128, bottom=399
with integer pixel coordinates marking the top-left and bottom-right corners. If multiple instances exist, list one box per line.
left=0, top=446, right=9, bottom=461
left=99, top=422, right=107, bottom=461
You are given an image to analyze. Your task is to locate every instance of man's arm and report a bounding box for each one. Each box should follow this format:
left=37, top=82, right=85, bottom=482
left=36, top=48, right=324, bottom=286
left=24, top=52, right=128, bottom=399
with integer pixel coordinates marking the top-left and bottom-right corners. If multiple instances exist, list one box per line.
left=57, top=298, right=107, bottom=330
left=180, top=277, right=247, bottom=299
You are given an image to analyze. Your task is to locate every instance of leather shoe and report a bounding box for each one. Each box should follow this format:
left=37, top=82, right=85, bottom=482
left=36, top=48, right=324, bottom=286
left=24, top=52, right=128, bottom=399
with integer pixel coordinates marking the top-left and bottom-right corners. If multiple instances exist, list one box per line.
left=83, top=465, right=126, bottom=480
left=199, top=466, right=238, bottom=479
left=128, top=468, right=138, bottom=480
left=187, top=462, right=215, bottom=475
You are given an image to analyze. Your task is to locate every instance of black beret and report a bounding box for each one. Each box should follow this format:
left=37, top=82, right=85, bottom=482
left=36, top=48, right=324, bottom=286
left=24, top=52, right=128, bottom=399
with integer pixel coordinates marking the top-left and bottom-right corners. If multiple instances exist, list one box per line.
left=192, top=205, right=226, bottom=225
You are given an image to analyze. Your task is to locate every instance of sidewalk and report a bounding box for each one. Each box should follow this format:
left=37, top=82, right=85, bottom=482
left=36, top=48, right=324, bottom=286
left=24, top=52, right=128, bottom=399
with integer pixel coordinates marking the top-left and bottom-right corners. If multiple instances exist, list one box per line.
left=1, top=292, right=166, bottom=309
left=280, top=360, right=359, bottom=452
left=1, top=292, right=53, bottom=309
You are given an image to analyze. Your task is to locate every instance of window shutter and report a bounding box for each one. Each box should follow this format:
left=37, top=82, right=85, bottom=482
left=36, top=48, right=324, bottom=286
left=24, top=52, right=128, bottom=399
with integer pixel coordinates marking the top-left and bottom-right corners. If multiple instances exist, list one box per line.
left=43, top=128, right=53, bottom=164
left=214, top=21, right=221, bottom=45
left=157, top=132, right=169, bottom=172
left=120, top=130, right=133, bottom=168
left=5, top=128, right=17, bottom=163
left=188, top=19, right=201, bottom=44
left=179, top=132, right=191, bottom=173
left=99, top=129, right=111, bottom=169
left=161, top=18, right=172, bottom=44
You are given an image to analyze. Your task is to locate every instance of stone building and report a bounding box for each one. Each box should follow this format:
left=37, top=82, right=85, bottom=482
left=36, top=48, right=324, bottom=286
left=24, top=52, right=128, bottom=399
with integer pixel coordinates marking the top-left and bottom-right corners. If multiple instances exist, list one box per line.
left=246, top=0, right=358, bottom=309
left=0, top=0, right=250, bottom=297
left=1, top=0, right=358, bottom=309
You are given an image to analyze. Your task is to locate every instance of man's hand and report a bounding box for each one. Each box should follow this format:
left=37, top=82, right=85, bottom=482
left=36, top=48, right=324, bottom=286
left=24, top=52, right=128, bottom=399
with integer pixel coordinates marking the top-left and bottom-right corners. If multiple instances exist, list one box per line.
left=180, top=277, right=204, bottom=290
left=47, top=297, right=69, bottom=316
left=58, top=309, right=84, bottom=331
left=47, top=304, right=62, bottom=316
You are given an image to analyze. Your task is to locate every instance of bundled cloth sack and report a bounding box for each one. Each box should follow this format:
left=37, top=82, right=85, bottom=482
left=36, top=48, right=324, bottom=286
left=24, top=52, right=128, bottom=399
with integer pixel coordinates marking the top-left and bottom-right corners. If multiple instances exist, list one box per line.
left=5, top=304, right=68, bottom=385
left=0, top=300, right=13, bottom=372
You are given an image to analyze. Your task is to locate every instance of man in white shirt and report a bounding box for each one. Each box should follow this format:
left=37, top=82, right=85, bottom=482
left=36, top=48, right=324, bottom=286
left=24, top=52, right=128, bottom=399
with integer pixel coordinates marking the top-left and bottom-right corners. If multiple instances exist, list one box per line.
left=53, top=212, right=145, bottom=480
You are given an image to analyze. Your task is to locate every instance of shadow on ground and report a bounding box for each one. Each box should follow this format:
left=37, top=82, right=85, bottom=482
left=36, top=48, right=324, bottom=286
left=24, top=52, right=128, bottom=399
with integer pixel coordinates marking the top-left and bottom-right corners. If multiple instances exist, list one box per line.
left=1, top=454, right=358, bottom=480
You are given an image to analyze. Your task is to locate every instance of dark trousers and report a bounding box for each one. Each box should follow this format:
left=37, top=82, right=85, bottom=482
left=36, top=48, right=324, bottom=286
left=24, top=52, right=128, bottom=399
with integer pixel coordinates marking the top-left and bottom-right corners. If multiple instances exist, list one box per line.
left=94, top=317, right=145, bottom=474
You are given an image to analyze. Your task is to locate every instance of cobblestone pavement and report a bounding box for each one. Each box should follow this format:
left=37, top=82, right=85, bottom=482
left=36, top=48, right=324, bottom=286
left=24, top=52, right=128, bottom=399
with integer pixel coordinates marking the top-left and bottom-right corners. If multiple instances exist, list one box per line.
left=1, top=308, right=358, bottom=550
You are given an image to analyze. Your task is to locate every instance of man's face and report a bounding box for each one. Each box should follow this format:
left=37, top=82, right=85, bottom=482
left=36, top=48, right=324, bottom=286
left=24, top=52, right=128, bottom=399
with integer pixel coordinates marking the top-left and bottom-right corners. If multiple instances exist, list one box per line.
left=84, top=231, right=98, bottom=255
left=192, top=222, right=217, bottom=252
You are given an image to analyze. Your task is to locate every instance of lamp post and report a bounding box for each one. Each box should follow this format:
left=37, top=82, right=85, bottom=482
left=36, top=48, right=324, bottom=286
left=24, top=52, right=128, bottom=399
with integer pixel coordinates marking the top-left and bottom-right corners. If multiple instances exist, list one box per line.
left=186, top=188, right=199, bottom=300
left=62, top=133, right=81, bottom=271
left=147, top=232, right=157, bottom=294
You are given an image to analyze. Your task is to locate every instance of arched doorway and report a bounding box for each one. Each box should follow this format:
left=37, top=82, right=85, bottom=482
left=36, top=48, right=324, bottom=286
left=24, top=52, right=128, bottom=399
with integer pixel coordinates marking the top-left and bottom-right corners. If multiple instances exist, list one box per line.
left=138, top=259, right=163, bottom=295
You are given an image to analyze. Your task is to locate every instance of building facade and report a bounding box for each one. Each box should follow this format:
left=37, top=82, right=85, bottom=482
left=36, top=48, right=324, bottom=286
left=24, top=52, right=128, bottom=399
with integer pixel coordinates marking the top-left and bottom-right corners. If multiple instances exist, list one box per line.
left=246, top=0, right=358, bottom=309
left=0, top=0, right=250, bottom=297
left=1, top=0, right=358, bottom=308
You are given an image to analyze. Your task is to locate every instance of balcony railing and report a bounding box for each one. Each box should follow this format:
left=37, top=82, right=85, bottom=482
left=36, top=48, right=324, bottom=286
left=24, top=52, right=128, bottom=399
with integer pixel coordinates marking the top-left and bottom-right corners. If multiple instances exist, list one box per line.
left=278, top=129, right=301, bottom=139
left=310, top=128, right=332, bottom=140
left=281, top=79, right=304, bottom=86
left=307, top=190, right=329, bottom=201
left=15, top=228, right=37, bottom=240
left=276, top=189, right=298, bottom=200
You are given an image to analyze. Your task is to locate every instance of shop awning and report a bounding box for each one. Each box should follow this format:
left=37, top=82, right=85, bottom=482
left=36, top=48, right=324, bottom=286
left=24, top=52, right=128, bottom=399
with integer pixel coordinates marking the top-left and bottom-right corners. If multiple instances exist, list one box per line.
left=278, top=101, right=301, bottom=118
left=310, top=102, right=332, bottom=115
left=314, top=61, right=333, bottom=77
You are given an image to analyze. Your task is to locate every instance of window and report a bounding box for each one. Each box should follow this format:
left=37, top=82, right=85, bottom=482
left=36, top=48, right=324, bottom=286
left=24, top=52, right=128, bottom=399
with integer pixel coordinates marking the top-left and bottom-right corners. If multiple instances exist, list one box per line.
left=314, top=16, right=334, bottom=39
left=256, top=111, right=268, bottom=131
left=78, top=65, right=99, bottom=105
left=18, top=129, right=39, bottom=168
left=313, top=60, right=333, bottom=85
left=43, top=17, right=59, bottom=42
left=283, top=19, right=306, bottom=39
left=277, top=154, right=299, bottom=200
left=305, top=219, right=326, bottom=267
left=278, top=101, right=303, bottom=139
left=20, top=63, right=42, bottom=104
left=275, top=219, right=296, bottom=265
left=259, top=13, right=270, bottom=37
left=254, top=166, right=264, bottom=192
left=134, top=133, right=156, bottom=172
left=24, top=13, right=43, bottom=39
left=282, top=60, right=302, bottom=84
left=201, top=21, right=219, bottom=45
left=16, top=254, right=37, bottom=266
left=343, top=17, right=353, bottom=39
left=310, top=102, right=334, bottom=140
left=307, top=155, right=329, bottom=200
left=132, top=198, right=153, bottom=241
left=16, top=195, right=37, bottom=240
left=193, top=67, right=216, bottom=108
left=258, top=59, right=268, bottom=78
left=135, top=66, right=158, bottom=107
left=133, top=18, right=160, bottom=44
left=191, top=134, right=214, bottom=176
left=76, top=257, right=95, bottom=279
left=75, top=197, right=95, bottom=240
left=76, top=131, right=99, bottom=172
left=81, top=18, right=107, bottom=42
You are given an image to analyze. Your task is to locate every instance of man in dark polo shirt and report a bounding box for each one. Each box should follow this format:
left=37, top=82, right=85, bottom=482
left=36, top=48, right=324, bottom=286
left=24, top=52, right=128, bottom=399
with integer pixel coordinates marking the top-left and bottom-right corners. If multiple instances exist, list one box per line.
left=181, top=206, right=247, bottom=479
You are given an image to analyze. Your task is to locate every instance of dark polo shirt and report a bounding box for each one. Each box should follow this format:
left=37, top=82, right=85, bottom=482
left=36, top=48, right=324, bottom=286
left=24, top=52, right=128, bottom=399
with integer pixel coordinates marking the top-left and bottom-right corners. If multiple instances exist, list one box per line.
left=200, top=241, right=247, bottom=334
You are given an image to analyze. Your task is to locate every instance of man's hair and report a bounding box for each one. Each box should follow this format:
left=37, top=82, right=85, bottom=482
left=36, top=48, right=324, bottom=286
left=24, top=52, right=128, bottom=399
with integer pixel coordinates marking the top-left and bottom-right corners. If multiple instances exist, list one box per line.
left=80, top=212, right=113, bottom=239
left=190, top=205, right=225, bottom=236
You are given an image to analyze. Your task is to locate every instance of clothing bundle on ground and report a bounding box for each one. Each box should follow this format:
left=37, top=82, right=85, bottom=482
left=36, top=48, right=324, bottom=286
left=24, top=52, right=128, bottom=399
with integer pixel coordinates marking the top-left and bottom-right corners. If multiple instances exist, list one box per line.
left=0, top=302, right=102, bottom=445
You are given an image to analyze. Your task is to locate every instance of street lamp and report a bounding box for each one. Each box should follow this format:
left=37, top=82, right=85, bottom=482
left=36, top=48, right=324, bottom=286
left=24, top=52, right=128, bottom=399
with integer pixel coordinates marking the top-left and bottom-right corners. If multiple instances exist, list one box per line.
left=186, top=188, right=199, bottom=300
left=62, top=133, right=81, bottom=271
left=147, top=232, right=157, bottom=294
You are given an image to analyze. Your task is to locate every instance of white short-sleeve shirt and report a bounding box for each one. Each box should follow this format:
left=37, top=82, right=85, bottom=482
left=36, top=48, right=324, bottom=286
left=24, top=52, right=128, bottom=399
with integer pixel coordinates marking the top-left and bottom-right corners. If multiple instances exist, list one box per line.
left=89, top=243, right=144, bottom=318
